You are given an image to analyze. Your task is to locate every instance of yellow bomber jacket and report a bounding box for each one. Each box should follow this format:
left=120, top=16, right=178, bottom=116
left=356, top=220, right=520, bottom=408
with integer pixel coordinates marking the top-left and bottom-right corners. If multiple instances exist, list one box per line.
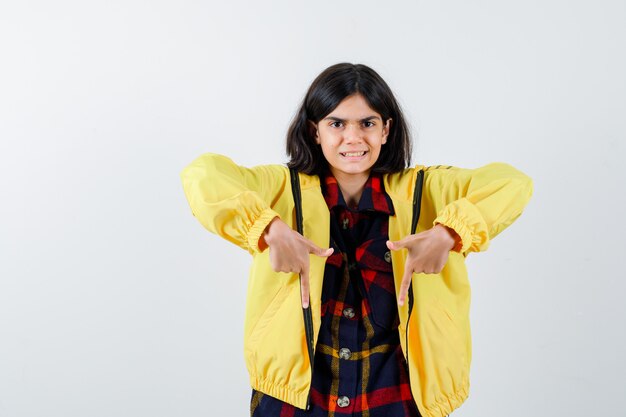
left=180, top=152, right=534, bottom=417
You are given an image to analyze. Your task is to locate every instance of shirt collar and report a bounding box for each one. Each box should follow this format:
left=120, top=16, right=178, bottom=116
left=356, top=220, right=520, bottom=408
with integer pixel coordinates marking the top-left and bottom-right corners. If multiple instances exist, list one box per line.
left=320, top=168, right=395, bottom=215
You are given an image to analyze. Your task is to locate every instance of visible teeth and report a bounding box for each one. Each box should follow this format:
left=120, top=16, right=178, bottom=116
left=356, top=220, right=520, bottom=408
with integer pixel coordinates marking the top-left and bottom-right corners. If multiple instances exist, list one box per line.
left=342, top=151, right=365, bottom=157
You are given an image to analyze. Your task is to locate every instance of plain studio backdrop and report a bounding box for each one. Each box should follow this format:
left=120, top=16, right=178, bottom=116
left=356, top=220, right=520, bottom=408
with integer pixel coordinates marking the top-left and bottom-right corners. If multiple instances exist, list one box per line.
left=1, top=1, right=624, bottom=416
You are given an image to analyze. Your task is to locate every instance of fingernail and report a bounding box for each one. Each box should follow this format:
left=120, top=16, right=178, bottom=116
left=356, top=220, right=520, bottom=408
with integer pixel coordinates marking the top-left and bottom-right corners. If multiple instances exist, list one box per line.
left=303, top=301, right=309, bottom=308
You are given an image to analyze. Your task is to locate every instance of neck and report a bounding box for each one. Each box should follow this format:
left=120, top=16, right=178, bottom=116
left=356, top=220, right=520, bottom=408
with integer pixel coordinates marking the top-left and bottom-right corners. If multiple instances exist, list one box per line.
left=331, top=169, right=370, bottom=208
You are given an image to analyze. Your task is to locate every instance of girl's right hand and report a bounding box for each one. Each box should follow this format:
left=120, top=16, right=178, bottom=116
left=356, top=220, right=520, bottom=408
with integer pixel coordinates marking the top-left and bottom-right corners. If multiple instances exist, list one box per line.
left=260, top=217, right=333, bottom=308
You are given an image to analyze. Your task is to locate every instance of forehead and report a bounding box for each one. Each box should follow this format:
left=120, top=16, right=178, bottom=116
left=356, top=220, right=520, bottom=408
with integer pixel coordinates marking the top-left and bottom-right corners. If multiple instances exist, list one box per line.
left=326, top=94, right=381, bottom=119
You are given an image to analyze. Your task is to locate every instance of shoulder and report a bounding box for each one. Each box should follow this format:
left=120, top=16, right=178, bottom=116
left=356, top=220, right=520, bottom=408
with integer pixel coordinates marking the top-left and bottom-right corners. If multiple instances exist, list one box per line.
left=297, top=172, right=321, bottom=190
left=185, top=152, right=289, bottom=177
left=383, top=164, right=455, bottom=201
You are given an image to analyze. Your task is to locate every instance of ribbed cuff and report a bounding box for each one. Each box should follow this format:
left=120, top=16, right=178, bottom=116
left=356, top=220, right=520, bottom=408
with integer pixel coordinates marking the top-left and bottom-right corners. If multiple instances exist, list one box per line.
left=432, top=204, right=475, bottom=254
left=247, top=208, right=281, bottom=254
left=435, top=223, right=464, bottom=252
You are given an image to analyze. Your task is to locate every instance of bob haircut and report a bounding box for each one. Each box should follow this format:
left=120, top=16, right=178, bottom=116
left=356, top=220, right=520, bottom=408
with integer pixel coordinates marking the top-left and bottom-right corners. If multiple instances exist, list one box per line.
left=286, top=62, right=412, bottom=176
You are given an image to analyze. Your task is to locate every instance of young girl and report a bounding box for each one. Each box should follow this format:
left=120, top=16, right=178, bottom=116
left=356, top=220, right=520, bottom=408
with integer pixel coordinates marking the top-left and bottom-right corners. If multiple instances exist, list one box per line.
left=180, top=63, right=533, bottom=417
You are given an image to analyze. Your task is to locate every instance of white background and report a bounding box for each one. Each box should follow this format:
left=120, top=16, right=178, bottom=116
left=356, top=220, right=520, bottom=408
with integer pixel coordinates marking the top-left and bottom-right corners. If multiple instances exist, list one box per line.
left=1, top=0, right=625, bottom=416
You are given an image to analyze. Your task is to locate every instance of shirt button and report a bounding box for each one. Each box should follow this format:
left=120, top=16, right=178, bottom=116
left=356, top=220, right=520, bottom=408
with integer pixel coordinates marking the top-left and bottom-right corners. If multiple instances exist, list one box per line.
left=384, top=250, right=392, bottom=263
left=348, top=262, right=357, bottom=271
left=339, top=347, right=352, bottom=360
left=342, top=307, right=355, bottom=318
left=342, top=218, right=350, bottom=229
left=337, top=396, right=350, bottom=408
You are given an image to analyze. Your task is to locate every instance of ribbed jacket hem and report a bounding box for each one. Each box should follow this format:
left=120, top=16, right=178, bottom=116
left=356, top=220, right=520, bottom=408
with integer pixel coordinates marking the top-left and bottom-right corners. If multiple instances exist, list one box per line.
left=249, top=375, right=310, bottom=410
left=420, top=380, right=470, bottom=417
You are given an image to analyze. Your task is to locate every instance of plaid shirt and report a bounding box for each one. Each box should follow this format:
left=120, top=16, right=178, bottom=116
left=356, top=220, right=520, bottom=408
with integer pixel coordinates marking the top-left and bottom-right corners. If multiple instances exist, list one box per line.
left=250, top=169, right=421, bottom=417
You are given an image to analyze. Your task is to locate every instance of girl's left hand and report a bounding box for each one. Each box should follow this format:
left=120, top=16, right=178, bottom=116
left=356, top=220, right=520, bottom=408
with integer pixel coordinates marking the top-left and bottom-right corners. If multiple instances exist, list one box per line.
left=386, top=224, right=461, bottom=306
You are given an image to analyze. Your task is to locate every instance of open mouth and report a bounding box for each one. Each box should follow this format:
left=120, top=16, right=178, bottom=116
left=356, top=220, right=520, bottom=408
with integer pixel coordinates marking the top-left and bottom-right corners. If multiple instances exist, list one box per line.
left=339, top=151, right=368, bottom=158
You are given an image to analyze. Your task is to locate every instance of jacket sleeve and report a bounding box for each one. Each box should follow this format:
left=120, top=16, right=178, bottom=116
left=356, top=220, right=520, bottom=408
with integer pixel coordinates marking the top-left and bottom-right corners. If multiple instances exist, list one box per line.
left=179, top=152, right=287, bottom=255
left=429, top=162, right=534, bottom=255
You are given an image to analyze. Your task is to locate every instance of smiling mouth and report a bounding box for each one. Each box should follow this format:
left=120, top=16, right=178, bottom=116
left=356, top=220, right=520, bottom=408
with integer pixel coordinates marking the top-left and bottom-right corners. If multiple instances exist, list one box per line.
left=339, top=151, right=368, bottom=157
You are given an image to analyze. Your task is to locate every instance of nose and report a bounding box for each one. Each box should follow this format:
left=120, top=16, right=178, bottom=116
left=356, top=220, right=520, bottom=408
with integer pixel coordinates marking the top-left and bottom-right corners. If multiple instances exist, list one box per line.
left=343, top=122, right=364, bottom=143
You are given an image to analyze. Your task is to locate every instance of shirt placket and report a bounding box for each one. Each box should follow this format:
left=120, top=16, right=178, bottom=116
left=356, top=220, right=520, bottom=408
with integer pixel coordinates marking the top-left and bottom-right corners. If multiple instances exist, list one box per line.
left=334, top=208, right=364, bottom=413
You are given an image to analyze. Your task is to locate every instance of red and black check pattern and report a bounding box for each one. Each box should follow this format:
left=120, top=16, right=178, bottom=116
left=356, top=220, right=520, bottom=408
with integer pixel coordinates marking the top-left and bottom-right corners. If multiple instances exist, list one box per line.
left=251, top=169, right=421, bottom=417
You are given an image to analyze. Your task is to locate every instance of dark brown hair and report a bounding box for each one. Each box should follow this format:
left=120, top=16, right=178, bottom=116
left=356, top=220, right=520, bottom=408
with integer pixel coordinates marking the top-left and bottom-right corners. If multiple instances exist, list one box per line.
left=286, top=63, right=412, bottom=175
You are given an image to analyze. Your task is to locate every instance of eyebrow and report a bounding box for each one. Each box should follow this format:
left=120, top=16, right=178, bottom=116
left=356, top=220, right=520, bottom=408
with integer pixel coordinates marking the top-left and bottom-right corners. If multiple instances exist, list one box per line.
left=322, top=116, right=381, bottom=122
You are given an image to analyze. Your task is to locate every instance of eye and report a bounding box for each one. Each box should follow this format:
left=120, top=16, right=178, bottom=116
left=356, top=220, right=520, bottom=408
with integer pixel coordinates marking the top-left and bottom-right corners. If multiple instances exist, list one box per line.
left=330, top=121, right=343, bottom=128
left=363, top=121, right=375, bottom=128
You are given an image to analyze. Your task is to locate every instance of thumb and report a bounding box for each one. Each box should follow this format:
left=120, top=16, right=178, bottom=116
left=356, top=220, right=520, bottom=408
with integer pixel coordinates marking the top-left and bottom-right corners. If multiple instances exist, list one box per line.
left=308, top=240, right=334, bottom=257
left=386, top=239, right=407, bottom=251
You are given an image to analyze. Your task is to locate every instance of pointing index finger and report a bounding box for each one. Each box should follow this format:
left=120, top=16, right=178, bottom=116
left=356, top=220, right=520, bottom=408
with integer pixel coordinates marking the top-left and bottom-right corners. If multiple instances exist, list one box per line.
left=300, top=262, right=310, bottom=309
left=398, top=263, right=413, bottom=306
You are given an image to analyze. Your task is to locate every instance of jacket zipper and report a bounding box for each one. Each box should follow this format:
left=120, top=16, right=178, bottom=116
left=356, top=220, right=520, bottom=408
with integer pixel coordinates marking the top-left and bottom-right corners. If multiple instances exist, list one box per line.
left=302, top=304, right=315, bottom=410
left=405, top=169, right=423, bottom=416
left=290, top=168, right=315, bottom=410
left=405, top=287, right=415, bottom=409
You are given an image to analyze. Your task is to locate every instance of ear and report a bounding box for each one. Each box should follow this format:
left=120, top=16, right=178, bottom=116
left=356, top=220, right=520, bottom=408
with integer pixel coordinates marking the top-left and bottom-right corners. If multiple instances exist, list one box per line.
left=308, top=120, right=320, bottom=144
left=382, top=118, right=392, bottom=144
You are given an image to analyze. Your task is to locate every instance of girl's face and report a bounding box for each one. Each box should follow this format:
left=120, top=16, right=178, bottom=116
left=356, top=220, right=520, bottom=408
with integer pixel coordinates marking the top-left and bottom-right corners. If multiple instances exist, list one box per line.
left=310, top=93, right=391, bottom=183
